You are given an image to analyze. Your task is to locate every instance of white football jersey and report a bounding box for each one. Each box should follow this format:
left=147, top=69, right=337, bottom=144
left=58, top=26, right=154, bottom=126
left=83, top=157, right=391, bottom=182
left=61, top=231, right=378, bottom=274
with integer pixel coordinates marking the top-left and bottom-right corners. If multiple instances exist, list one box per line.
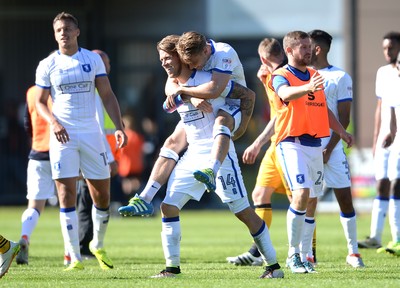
left=177, top=70, right=227, bottom=145
left=318, top=65, right=353, bottom=151
left=35, top=48, right=107, bottom=133
left=375, top=64, right=399, bottom=146
left=203, top=39, right=246, bottom=87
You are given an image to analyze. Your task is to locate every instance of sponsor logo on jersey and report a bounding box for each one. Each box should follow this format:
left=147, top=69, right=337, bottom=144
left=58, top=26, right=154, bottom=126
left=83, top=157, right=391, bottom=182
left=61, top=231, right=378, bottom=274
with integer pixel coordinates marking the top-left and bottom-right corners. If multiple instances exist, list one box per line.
left=179, top=109, right=205, bottom=123
left=222, top=58, right=232, bottom=70
left=82, top=64, right=91, bottom=72
left=60, top=81, right=91, bottom=94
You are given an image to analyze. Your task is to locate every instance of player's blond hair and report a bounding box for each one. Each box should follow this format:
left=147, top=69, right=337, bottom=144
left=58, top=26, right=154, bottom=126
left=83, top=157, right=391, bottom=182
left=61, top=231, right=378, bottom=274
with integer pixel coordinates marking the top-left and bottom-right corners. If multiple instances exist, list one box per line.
left=176, top=31, right=207, bottom=64
left=258, top=38, right=283, bottom=59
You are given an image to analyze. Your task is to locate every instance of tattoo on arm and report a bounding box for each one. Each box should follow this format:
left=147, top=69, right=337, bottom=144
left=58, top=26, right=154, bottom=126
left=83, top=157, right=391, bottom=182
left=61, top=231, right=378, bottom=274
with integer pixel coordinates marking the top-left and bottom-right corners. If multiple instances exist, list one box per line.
left=230, top=83, right=254, bottom=116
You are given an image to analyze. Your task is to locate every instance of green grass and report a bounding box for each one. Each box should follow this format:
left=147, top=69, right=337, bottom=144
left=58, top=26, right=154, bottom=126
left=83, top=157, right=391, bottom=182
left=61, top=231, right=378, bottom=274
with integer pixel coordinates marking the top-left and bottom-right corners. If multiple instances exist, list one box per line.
left=1, top=206, right=399, bottom=287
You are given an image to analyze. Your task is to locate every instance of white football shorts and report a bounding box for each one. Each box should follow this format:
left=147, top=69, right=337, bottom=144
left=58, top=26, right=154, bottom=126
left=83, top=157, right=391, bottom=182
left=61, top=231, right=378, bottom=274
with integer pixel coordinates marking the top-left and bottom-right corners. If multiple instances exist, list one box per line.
left=26, top=159, right=56, bottom=200
left=388, top=147, right=400, bottom=181
left=49, top=131, right=110, bottom=180
left=219, top=104, right=241, bottom=134
left=374, top=146, right=390, bottom=180
left=276, top=140, right=324, bottom=198
left=323, top=148, right=352, bottom=188
left=164, top=140, right=248, bottom=210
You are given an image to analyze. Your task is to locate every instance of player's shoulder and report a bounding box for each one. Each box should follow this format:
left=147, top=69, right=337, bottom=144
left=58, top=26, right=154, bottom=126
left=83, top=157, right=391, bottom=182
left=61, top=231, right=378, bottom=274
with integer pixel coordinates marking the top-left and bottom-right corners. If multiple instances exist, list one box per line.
left=377, top=64, right=394, bottom=75
left=211, top=39, right=236, bottom=55
left=37, top=50, right=59, bottom=69
left=79, top=47, right=100, bottom=59
left=188, top=70, right=212, bottom=86
left=328, top=65, right=351, bottom=78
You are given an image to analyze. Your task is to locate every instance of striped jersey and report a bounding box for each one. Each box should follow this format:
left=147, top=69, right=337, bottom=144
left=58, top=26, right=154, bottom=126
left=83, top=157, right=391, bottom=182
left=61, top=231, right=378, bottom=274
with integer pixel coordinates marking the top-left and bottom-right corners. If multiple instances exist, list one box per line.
left=35, top=48, right=106, bottom=133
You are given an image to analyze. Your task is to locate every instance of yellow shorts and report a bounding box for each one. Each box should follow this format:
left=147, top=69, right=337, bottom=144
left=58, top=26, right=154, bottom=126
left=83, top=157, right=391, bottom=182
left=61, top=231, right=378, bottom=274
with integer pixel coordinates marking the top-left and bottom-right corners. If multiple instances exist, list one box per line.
left=255, top=144, right=290, bottom=195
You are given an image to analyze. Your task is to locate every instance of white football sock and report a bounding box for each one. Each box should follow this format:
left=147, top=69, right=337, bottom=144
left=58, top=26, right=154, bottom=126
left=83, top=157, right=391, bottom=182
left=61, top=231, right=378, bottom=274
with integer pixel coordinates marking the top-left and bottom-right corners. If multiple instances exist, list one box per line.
left=389, top=198, right=400, bottom=243
left=287, top=205, right=306, bottom=257
left=300, top=217, right=315, bottom=262
left=161, top=217, right=181, bottom=267
left=21, top=208, right=40, bottom=241
left=60, top=208, right=81, bottom=262
left=252, top=222, right=277, bottom=265
left=139, top=180, right=161, bottom=203
left=340, top=211, right=358, bottom=254
left=91, top=205, right=110, bottom=249
left=370, top=198, right=389, bottom=242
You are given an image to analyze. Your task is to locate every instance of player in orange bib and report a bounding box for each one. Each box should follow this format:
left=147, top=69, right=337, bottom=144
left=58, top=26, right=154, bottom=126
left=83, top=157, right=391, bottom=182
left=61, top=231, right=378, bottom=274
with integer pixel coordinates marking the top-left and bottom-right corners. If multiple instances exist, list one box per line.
left=226, top=38, right=291, bottom=266
left=269, top=31, right=354, bottom=274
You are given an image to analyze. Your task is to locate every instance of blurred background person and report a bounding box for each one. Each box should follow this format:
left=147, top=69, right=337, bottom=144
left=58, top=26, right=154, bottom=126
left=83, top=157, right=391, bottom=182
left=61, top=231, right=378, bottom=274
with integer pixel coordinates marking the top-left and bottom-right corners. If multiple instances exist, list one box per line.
left=118, top=114, right=145, bottom=201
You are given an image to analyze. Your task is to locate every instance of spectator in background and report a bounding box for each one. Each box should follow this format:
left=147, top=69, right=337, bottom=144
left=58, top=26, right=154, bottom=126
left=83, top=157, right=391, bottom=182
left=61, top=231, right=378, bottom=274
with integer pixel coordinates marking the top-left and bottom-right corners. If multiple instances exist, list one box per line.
left=118, top=114, right=145, bottom=200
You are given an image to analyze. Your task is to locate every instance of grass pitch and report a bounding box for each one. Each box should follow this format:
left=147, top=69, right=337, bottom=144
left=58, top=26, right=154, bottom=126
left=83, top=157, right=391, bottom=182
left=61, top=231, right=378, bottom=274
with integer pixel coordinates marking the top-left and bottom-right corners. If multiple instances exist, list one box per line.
left=1, top=206, right=399, bottom=287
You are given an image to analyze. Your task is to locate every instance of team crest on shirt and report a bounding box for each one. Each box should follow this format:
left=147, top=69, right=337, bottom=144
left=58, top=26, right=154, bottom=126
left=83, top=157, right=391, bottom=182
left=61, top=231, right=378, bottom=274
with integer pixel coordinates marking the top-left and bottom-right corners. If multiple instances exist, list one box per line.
left=296, top=174, right=305, bottom=184
left=82, top=64, right=91, bottom=72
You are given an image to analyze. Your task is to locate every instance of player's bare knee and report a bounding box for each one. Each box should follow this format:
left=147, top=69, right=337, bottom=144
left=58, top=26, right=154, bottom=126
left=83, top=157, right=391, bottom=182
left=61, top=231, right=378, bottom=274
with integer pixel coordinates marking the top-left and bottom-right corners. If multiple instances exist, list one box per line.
left=160, top=202, right=179, bottom=218
left=216, top=110, right=234, bottom=131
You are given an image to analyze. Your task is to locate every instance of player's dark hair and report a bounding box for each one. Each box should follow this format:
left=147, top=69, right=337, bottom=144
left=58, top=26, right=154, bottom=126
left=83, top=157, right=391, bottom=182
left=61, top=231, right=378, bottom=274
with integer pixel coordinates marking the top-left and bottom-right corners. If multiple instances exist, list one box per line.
left=308, top=29, right=333, bottom=50
left=53, top=12, right=79, bottom=28
left=383, top=31, right=400, bottom=44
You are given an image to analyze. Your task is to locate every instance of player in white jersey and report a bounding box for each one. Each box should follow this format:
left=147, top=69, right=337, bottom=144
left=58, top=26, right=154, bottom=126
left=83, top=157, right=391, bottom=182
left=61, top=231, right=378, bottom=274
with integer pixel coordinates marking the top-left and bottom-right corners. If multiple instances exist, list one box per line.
left=141, top=34, right=283, bottom=279
left=173, top=31, right=252, bottom=192
left=308, top=30, right=364, bottom=268
left=358, top=32, right=400, bottom=250
left=35, top=12, right=127, bottom=271
left=118, top=33, right=255, bottom=216
left=375, top=51, right=400, bottom=256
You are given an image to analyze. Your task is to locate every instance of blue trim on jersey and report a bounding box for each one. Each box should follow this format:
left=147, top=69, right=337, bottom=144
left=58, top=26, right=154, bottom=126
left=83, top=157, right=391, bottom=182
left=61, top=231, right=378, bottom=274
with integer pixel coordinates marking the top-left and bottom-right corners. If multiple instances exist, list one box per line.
left=305, top=218, right=315, bottom=224
left=273, top=66, right=310, bottom=96
left=340, top=211, right=356, bottom=218
left=162, top=216, right=180, bottom=223
left=189, top=69, right=197, bottom=79
left=282, top=134, right=321, bottom=147
left=251, top=221, right=266, bottom=237
left=60, top=207, right=76, bottom=213
left=226, top=152, right=244, bottom=198
left=212, top=68, right=232, bottom=75
left=36, top=84, right=51, bottom=90
left=93, top=205, right=109, bottom=211
left=208, top=39, right=215, bottom=55
left=226, top=81, right=235, bottom=98
left=286, top=65, right=311, bottom=81
left=289, top=206, right=306, bottom=216
left=375, top=196, right=389, bottom=201
left=95, top=73, right=108, bottom=78
left=338, top=98, right=352, bottom=103
left=272, top=75, right=288, bottom=94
